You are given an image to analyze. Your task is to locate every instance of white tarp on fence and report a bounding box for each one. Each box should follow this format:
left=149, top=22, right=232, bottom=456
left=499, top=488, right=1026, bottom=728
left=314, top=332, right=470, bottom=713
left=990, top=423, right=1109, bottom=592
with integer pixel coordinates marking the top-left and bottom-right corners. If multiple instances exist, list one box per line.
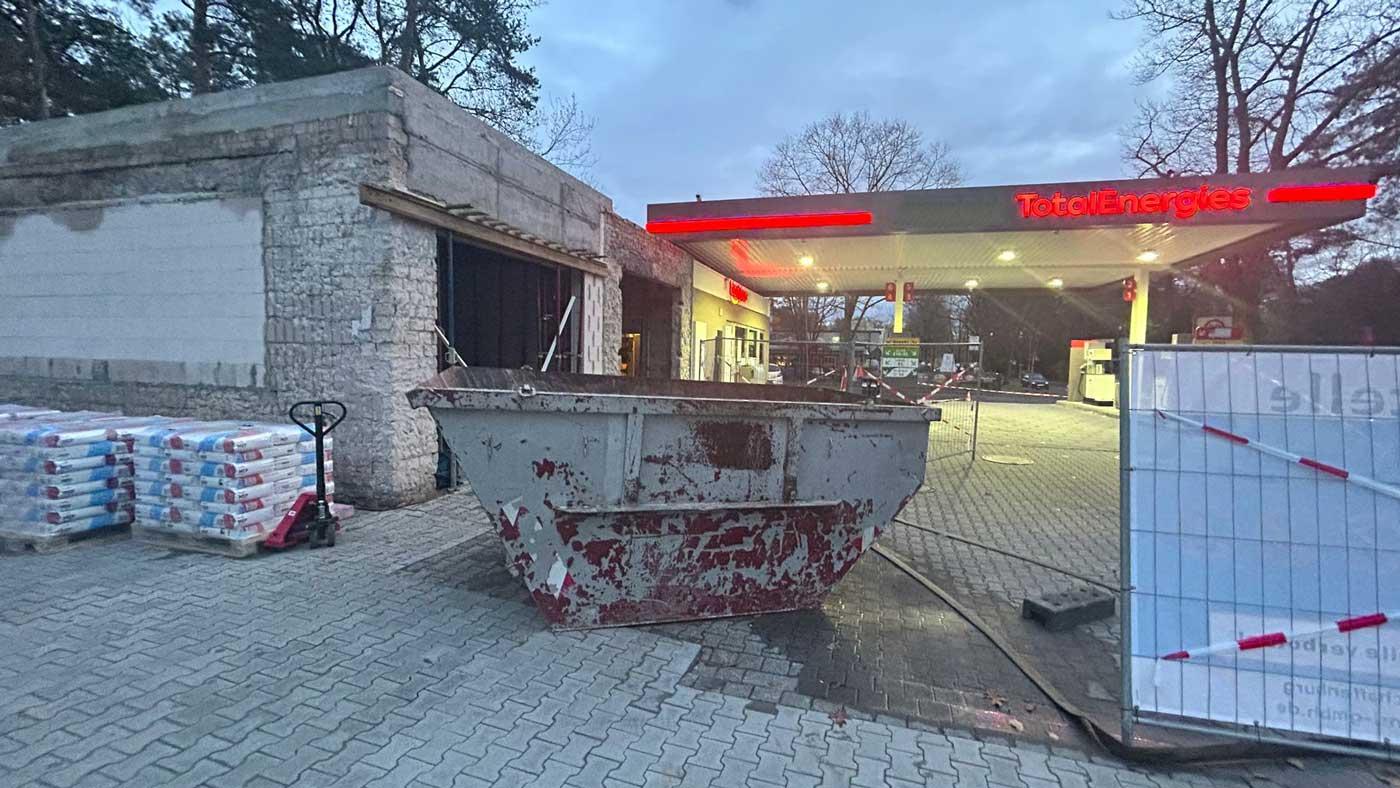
left=1127, top=346, right=1400, bottom=744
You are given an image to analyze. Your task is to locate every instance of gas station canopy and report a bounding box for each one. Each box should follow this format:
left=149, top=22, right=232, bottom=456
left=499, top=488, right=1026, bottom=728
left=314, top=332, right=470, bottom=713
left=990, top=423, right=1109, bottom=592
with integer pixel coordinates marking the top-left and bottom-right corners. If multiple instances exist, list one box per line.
left=646, top=167, right=1381, bottom=296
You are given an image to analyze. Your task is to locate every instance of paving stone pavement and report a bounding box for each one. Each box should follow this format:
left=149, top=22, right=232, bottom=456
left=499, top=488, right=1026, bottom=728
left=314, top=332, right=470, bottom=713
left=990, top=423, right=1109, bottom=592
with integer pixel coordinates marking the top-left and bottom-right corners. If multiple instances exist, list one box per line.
left=0, top=448, right=1387, bottom=787
left=895, top=403, right=1129, bottom=730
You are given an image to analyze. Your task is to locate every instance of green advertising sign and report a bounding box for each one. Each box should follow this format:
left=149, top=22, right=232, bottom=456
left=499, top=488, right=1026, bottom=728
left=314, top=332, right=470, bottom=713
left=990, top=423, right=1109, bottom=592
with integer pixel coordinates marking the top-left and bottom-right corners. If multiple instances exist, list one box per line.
left=881, top=338, right=920, bottom=378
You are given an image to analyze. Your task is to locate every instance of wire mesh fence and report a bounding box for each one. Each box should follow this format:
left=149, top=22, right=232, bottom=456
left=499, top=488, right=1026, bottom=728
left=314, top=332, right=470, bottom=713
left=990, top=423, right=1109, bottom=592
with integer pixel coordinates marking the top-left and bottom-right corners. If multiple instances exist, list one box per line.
left=1123, top=344, right=1400, bottom=754
left=694, top=336, right=984, bottom=462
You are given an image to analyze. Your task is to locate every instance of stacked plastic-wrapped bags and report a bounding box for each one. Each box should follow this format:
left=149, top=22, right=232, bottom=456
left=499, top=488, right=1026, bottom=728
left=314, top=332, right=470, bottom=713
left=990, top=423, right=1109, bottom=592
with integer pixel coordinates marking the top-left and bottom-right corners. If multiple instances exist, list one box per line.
left=0, top=406, right=166, bottom=547
left=131, top=421, right=331, bottom=551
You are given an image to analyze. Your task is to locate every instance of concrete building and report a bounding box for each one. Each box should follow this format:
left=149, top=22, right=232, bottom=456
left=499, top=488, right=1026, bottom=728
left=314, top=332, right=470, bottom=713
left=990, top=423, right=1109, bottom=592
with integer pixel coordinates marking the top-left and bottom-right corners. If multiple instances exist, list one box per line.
left=0, top=66, right=687, bottom=508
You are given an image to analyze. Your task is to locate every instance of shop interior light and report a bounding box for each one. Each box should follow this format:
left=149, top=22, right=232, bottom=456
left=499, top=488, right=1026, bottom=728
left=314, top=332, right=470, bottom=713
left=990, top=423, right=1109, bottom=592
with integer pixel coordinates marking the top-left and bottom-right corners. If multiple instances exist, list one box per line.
left=1136, top=250, right=1160, bottom=263
left=815, top=281, right=830, bottom=292
left=964, top=279, right=979, bottom=290
left=997, top=250, right=1017, bottom=262
left=1047, top=277, right=1064, bottom=289
left=798, top=255, right=815, bottom=267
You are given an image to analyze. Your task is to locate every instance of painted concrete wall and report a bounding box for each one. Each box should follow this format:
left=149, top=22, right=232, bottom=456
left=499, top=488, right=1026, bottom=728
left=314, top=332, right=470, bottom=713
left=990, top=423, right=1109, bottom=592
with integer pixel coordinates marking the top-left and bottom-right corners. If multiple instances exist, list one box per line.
left=0, top=67, right=622, bottom=507
left=690, top=261, right=771, bottom=382
left=0, top=195, right=265, bottom=382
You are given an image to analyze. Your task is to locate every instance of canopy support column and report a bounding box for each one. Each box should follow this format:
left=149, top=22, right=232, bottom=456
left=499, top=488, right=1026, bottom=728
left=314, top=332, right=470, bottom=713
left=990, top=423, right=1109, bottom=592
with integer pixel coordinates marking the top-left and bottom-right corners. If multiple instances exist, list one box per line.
left=1128, top=269, right=1149, bottom=345
left=893, top=273, right=906, bottom=334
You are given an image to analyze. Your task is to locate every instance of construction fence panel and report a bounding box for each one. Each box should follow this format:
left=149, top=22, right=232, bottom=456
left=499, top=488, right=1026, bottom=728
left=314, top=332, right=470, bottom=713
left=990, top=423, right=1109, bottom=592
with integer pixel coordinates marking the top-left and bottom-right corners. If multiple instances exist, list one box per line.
left=866, top=340, right=984, bottom=463
left=1124, top=344, right=1400, bottom=749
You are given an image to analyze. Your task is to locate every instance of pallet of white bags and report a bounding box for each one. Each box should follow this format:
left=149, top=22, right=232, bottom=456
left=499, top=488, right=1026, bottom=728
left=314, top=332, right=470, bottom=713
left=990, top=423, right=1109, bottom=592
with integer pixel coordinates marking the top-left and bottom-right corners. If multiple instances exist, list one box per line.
left=132, top=524, right=265, bottom=559
left=0, top=523, right=131, bottom=555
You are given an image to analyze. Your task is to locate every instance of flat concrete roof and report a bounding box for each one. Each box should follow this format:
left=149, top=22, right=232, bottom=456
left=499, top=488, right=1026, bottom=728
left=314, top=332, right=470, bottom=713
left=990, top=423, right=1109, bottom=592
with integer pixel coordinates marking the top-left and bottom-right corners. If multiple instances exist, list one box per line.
left=647, top=167, right=1381, bottom=295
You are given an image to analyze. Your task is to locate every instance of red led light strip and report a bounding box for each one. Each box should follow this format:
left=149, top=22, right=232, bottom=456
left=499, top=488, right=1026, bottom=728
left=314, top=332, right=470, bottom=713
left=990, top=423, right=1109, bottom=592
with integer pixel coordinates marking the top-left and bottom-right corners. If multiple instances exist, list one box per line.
left=1266, top=183, right=1376, bottom=203
left=646, top=211, right=873, bottom=235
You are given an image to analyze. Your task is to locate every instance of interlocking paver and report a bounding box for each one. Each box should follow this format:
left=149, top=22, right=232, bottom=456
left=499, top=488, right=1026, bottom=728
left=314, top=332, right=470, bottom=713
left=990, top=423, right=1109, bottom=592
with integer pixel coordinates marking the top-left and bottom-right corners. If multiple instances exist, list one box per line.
left=418, top=749, right=478, bottom=788
left=37, top=746, right=126, bottom=788
left=0, top=485, right=1365, bottom=788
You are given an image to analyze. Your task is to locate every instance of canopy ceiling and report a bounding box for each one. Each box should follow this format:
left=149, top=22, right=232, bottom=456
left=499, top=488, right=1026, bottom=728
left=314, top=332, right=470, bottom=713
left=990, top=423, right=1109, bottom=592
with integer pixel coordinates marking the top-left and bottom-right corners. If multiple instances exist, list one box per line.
left=646, top=167, right=1379, bottom=295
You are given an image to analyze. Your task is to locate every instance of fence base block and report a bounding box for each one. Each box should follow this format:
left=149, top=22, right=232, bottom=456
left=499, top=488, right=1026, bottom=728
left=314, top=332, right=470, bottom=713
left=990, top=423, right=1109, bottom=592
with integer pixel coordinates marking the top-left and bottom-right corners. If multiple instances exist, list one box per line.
left=1022, top=586, right=1116, bottom=631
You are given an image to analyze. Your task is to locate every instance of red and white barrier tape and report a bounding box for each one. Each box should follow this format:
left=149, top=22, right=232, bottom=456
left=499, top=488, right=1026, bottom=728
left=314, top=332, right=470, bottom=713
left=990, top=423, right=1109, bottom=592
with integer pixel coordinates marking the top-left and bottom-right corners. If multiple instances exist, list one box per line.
left=1153, top=409, right=1400, bottom=502
left=1160, top=611, right=1400, bottom=662
left=916, top=370, right=972, bottom=405
left=969, top=387, right=1065, bottom=400
left=854, top=366, right=919, bottom=405
left=804, top=368, right=840, bottom=386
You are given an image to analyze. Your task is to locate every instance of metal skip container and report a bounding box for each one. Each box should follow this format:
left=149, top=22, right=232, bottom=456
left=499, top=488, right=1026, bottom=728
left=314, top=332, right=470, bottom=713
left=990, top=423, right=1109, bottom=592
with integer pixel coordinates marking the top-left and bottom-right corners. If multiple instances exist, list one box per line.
left=408, top=367, right=936, bottom=628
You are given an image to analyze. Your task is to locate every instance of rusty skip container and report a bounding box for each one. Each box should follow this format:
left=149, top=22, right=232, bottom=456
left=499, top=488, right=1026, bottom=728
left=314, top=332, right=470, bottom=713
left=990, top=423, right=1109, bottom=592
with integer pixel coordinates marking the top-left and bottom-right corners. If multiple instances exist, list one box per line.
left=408, top=367, right=936, bottom=629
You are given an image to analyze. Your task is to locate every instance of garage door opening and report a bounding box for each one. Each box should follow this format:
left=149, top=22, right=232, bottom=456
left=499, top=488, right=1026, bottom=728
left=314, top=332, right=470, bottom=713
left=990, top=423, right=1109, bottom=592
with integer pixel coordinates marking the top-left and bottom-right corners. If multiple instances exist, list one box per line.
left=435, top=231, right=584, bottom=373
left=434, top=231, right=586, bottom=487
left=620, top=273, right=679, bottom=379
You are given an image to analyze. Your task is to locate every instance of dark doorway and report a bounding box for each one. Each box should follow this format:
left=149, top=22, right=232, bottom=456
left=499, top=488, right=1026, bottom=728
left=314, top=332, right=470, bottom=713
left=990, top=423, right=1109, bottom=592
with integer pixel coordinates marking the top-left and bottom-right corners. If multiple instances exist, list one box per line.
left=620, top=273, right=679, bottom=379
left=436, top=233, right=584, bottom=373
left=434, top=233, right=586, bottom=488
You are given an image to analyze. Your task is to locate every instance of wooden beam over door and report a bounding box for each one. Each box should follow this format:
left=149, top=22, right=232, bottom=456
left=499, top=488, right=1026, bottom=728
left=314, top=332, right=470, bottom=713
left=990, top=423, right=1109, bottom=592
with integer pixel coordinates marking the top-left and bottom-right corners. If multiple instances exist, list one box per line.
left=359, top=183, right=609, bottom=278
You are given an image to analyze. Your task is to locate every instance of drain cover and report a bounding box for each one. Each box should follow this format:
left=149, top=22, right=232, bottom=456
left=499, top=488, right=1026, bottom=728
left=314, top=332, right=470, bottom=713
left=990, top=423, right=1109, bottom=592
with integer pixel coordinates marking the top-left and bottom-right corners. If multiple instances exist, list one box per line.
left=982, top=455, right=1033, bottom=465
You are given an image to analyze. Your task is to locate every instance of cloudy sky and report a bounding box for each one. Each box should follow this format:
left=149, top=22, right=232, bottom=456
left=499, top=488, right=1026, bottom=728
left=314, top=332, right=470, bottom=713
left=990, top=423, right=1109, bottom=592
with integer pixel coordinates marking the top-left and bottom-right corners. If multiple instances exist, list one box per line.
left=521, top=1, right=1159, bottom=223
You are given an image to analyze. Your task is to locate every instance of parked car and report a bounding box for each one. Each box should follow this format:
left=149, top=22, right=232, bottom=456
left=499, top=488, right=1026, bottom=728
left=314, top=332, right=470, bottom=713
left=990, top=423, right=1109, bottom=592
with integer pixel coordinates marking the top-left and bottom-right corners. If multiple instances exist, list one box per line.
left=969, top=369, right=1003, bottom=389
left=1024, top=372, right=1050, bottom=390
left=767, top=363, right=784, bottom=385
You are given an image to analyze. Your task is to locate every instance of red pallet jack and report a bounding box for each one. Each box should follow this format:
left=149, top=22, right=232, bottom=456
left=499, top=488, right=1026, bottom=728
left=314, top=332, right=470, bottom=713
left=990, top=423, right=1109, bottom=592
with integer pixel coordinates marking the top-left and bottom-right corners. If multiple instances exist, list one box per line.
left=264, top=400, right=345, bottom=550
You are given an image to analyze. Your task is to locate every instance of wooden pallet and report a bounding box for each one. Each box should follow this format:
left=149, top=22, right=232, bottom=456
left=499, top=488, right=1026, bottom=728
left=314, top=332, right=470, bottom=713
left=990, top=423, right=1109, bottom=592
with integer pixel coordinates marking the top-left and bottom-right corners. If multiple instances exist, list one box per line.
left=132, top=525, right=266, bottom=559
left=0, top=524, right=132, bottom=555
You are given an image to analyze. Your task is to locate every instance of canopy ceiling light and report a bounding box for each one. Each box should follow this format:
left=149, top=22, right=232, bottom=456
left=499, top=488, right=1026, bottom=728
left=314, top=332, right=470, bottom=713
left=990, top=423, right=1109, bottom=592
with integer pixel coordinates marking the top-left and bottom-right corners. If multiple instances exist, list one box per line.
left=1136, top=250, right=1160, bottom=263
left=798, top=254, right=814, bottom=267
left=997, top=250, right=1017, bottom=262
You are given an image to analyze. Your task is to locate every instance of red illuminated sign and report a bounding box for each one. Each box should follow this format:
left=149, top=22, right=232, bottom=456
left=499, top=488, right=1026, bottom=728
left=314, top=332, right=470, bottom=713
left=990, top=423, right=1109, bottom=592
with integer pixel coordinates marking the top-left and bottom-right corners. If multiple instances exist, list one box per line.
left=725, top=278, right=749, bottom=304
left=1016, top=186, right=1252, bottom=220
left=647, top=211, right=873, bottom=235
left=1266, top=183, right=1377, bottom=203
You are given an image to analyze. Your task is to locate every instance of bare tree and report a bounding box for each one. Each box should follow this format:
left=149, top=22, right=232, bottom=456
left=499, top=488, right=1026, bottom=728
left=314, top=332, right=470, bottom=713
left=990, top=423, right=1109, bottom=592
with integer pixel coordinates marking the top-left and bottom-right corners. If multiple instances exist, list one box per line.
left=524, top=93, right=595, bottom=176
left=1116, top=0, right=1400, bottom=324
left=757, top=110, right=962, bottom=346
left=758, top=110, right=962, bottom=196
left=1119, top=0, right=1400, bottom=178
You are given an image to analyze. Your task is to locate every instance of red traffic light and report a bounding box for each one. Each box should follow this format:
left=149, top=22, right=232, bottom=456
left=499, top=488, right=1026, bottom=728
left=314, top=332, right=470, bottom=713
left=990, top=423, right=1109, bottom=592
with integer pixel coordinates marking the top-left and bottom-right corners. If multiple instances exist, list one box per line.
left=902, top=282, right=914, bottom=302
left=1122, top=276, right=1137, bottom=302
left=884, top=282, right=897, bottom=302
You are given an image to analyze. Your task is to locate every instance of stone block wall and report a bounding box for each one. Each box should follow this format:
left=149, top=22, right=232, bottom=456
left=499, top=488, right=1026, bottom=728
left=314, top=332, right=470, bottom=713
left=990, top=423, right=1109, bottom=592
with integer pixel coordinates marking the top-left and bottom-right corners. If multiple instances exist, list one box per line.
left=0, top=71, right=437, bottom=507
left=0, top=68, right=626, bottom=506
left=604, top=212, right=694, bottom=378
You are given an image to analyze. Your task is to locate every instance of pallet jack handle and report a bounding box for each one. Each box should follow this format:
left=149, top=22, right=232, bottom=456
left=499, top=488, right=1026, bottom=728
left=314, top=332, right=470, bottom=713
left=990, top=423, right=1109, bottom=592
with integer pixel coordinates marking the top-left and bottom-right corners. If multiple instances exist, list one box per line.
left=288, top=401, right=346, bottom=545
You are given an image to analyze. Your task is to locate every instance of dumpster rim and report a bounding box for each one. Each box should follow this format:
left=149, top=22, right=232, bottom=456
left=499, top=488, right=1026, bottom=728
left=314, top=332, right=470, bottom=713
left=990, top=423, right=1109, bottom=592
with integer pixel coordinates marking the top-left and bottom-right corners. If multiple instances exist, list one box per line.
left=408, top=386, right=938, bottom=421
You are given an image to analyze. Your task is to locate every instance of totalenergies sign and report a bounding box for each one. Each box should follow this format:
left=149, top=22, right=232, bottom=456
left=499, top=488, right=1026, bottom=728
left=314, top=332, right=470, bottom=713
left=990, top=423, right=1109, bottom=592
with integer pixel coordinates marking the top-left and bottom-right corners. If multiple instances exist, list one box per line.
left=1015, top=185, right=1252, bottom=220
left=724, top=277, right=749, bottom=304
